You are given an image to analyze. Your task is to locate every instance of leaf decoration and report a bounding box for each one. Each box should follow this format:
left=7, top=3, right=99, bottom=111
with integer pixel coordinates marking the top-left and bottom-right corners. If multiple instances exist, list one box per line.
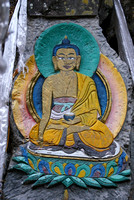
left=12, top=148, right=131, bottom=189
left=12, top=156, right=28, bottom=164
left=108, top=174, right=130, bottom=182
left=105, top=160, right=118, bottom=177
left=95, top=178, right=117, bottom=187
left=82, top=177, right=102, bottom=188
left=20, top=147, right=29, bottom=163
left=32, top=175, right=56, bottom=188
left=70, top=176, right=87, bottom=188
left=62, top=177, right=73, bottom=188
left=51, top=162, right=64, bottom=175
left=75, top=164, right=90, bottom=178
left=48, top=175, right=66, bottom=188
left=13, top=163, right=35, bottom=175
left=28, top=154, right=38, bottom=171
left=23, top=173, right=43, bottom=184
left=119, top=169, right=131, bottom=176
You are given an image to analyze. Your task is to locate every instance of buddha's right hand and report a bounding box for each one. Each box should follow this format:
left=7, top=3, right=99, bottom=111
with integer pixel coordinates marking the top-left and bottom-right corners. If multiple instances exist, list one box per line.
left=47, top=124, right=66, bottom=130
left=38, top=132, right=43, bottom=142
left=38, top=134, right=44, bottom=146
left=38, top=140, right=44, bottom=146
left=67, top=125, right=90, bottom=135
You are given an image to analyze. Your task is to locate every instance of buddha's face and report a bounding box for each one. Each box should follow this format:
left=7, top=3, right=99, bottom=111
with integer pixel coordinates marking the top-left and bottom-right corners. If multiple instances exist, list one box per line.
left=52, top=48, right=81, bottom=71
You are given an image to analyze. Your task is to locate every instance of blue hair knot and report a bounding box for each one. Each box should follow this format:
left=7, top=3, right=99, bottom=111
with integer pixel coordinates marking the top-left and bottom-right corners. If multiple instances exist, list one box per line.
left=53, top=36, right=80, bottom=56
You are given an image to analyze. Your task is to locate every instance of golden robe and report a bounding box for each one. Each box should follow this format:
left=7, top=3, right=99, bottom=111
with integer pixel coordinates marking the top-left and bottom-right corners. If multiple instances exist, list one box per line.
left=29, top=73, right=113, bottom=151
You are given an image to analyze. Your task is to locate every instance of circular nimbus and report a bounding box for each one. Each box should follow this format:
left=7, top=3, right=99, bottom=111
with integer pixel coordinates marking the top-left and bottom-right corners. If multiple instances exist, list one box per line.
left=35, top=23, right=100, bottom=78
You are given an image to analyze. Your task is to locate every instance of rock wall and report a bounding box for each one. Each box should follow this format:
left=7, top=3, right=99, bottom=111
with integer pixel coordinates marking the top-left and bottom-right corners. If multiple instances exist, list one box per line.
left=120, top=0, right=134, bottom=43
left=99, top=0, right=134, bottom=55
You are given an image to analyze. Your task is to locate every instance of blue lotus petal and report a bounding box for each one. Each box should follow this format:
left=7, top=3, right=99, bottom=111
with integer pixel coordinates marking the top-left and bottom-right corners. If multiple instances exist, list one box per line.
left=38, top=160, right=52, bottom=174
left=65, top=163, right=76, bottom=176
left=90, top=164, right=105, bottom=178
left=117, top=152, right=127, bottom=173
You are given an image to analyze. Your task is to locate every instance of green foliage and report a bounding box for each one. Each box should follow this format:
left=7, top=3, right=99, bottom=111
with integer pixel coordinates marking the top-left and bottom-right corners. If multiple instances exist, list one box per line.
left=32, top=175, right=56, bottom=188
left=13, top=163, right=35, bottom=175
left=119, top=169, right=131, bottom=176
left=23, top=173, right=43, bottom=184
left=12, top=156, right=28, bottom=164
left=62, top=178, right=73, bottom=188
left=95, top=178, right=117, bottom=187
left=13, top=155, right=131, bottom=189
left=108, top=174, right=130, bottom=182
left=48, top=175, right=66, bottom=187
left=82, top=177, right=102, bottom=188
left=70, top=176, right=87, bottom=188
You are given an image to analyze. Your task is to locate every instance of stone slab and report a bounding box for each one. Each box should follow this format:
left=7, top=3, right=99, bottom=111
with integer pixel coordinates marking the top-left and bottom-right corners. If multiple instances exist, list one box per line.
left=27, top=0, right=99, bottom=17
left=4, top=17, right=133, bottom=199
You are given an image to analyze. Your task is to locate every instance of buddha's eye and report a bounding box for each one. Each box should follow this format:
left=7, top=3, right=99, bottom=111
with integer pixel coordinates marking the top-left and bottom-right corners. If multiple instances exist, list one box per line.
left=58, top=57, right=65, bottom=60
left=68, top=57, right=75, bottom=60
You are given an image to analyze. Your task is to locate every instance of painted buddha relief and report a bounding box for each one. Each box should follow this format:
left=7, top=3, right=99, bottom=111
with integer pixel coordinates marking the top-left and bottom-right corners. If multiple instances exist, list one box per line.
left=12, top=23, right=130, bottom=188
left=29, top=36, right=114, bottom=154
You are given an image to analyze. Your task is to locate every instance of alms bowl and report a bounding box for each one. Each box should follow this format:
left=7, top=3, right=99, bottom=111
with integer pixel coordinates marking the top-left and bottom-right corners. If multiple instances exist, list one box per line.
left=64, top=114, right=75, bottom=121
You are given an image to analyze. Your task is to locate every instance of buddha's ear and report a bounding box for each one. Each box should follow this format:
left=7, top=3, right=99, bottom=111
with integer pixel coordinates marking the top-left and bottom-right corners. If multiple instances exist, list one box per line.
left=52, top=56, right=58, bottom=71
left=76, top=55, right=81, bottom=71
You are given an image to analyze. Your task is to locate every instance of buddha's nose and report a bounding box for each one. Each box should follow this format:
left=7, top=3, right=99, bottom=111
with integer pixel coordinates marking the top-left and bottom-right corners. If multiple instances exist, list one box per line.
left=64, top=58, right=68, bottom=63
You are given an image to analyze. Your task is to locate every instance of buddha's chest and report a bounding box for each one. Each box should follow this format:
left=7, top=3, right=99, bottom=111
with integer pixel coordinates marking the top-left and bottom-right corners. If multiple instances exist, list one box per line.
left=52, top=75, right=77, bottom=98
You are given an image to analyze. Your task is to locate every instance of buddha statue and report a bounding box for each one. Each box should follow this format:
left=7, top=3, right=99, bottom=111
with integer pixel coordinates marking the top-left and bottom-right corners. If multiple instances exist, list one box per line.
left=11, top=25, right=130, bottom=188
left=29, top=36, right=114, bottom=154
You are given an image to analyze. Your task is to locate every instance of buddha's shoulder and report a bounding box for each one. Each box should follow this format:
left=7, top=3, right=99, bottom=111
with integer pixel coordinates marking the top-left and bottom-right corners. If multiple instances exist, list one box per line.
left=45, top=74, right=57, bottom=82
left=43, top=74, right=58, bottom=84
left=76, top=72, right=95, bottom=84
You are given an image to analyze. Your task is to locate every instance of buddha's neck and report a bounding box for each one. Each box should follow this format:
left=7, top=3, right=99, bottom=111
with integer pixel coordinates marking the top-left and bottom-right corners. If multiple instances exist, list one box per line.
left=59, top=70, right=75, bottom=77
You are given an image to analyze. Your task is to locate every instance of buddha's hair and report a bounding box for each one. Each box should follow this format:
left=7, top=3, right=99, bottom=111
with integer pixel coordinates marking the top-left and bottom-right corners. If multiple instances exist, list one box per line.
left=53, top=36, right=80, bottom=56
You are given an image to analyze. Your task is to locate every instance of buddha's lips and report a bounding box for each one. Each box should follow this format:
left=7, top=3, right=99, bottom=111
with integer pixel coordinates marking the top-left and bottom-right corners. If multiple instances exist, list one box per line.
left=64, top=65, right=71, bottom=69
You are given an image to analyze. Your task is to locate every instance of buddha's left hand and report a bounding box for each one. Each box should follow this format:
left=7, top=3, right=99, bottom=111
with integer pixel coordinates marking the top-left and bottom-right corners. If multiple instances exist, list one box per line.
left=63, top=116, right=81, bottom=125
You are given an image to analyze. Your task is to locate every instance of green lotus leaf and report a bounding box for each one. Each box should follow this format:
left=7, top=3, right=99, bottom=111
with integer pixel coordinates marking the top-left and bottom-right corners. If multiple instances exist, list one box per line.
left=51, top=162, right=64, bottom=175
left=82, top=177, right=102, bottom=188
left=108, top=174, right=130, bottom=182
left=119, top=169, right=131, bottom=176
left=62, top=177, right=73, bottom=188
left=32, top=175, right=56, bottom=188
left=13, top=163, right=35, bottom=175
left=75, top=164, right=90, bottom=178
left=48, top=175, right=66, bottom=187
left=70, top=176, right=87, bottom=188
left=12, top=156, right=28, bottom=164
left=95, top=178, right=117, bottom=187
left=105, top=160, right=118, bottom=177
left=27, top=154, right=38, bottom=171
left=23, top=173, right=43, bottom=184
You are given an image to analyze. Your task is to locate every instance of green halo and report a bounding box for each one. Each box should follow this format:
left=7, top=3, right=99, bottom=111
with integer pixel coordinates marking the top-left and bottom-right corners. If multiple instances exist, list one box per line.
left=35, top=23, right=100, bottom=77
